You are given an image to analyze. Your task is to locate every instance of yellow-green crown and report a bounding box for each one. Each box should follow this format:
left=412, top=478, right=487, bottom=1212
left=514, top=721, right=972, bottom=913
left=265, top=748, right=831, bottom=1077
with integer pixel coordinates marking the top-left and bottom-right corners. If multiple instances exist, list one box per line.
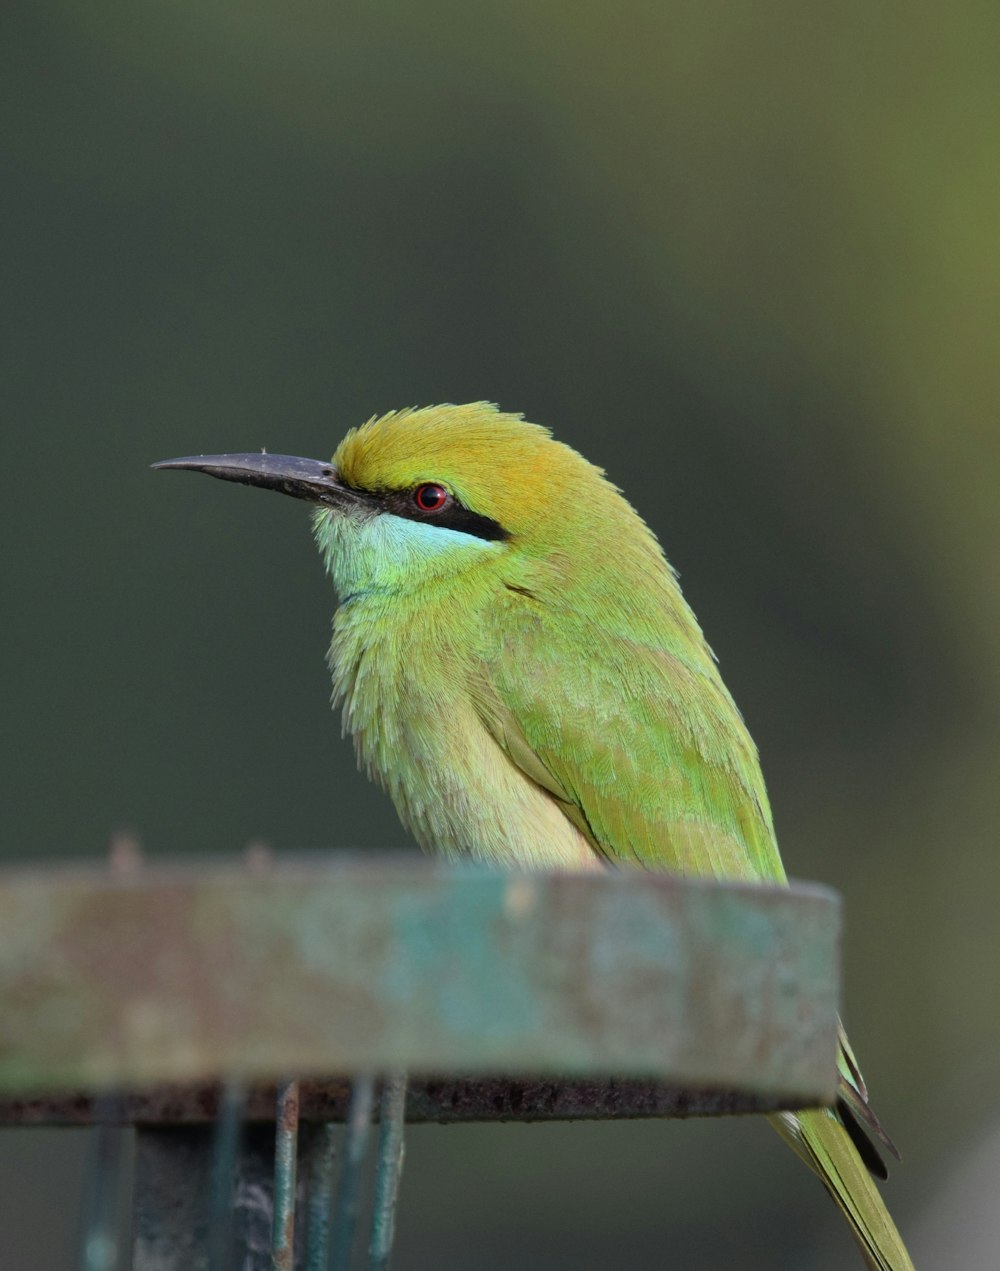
left=333, top=402, right=614, bottom=540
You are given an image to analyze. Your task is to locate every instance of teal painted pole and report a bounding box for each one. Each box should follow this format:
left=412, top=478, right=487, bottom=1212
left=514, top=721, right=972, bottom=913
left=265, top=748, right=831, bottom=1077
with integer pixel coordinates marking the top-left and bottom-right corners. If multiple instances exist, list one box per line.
left=208, top=1081, right=246, bottom=1271
left=272, top=1080, right=300, bottom=1271
left=79, top=1095, right=127, bottom=1271
left=368, top=1074, right=408, bottom=1271
left=329, top=1076, right=375, bottom=1271
left=305, top=1125, right=337, bottom=1271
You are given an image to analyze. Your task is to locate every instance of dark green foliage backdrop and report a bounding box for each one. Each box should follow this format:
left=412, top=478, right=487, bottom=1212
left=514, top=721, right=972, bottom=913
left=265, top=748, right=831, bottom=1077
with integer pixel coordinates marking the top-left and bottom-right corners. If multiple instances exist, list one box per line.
left=2, top=3, right=999, bottom=1266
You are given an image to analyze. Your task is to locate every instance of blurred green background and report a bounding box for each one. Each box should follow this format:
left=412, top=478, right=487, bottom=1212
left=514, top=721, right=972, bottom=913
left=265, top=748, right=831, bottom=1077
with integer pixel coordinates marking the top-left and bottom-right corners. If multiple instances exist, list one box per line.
left=2, top=1, right=999, bottom=1266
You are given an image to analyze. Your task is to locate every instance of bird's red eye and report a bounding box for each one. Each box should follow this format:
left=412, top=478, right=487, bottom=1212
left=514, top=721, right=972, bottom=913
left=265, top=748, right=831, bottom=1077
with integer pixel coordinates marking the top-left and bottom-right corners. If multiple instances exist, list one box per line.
left=413, top=483, right=449, bottom=513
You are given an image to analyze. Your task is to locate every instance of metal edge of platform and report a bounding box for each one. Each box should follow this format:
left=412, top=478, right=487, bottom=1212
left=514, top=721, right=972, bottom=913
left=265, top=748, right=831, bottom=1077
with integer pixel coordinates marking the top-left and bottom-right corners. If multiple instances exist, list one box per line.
left=0, top=855, right=841, bottom=1104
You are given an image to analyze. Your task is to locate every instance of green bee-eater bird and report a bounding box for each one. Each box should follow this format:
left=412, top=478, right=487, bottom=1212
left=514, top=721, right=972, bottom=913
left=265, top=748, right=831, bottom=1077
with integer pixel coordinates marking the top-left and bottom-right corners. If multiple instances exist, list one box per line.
left=155, top=402, right=913, bottom=1269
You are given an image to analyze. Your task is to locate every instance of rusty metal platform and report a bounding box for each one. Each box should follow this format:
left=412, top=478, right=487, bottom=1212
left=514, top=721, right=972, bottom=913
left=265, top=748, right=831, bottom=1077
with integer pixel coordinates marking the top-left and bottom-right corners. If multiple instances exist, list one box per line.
left=0, top=855, right=842, bottom=1269
left=0, top=854, right=840, bottom=1108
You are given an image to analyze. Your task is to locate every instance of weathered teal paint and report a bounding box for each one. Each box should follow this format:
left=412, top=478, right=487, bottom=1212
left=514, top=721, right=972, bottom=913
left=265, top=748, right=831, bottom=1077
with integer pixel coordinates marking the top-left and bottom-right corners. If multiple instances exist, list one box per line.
left=0, top=856, right=841, bottom=1102
left=79, top=1096, right=128, bottom=1271
left=329, top=1076, right=375, bottom=1271
left=208, top=1080, right=245, bottom=1271
left=368, top=1074, right=407, bottom=1271
left=304, top=1125, right=336, bottom=1271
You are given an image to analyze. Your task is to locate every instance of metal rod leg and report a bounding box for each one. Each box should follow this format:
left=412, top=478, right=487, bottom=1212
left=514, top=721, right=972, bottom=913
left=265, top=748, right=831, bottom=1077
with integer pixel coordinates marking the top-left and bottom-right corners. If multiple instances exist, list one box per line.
left=208, top=1080, right=246, bottom=1271
left=305, top=1124, right=337, bottom=1271
left=328, top=1076, right=376, bottom=1271
left=80, top=1095, right=128, bottom=1271
left=368, top=1073, right=408, bottom=1271
left=272, top=1080, right=301, bottom=1271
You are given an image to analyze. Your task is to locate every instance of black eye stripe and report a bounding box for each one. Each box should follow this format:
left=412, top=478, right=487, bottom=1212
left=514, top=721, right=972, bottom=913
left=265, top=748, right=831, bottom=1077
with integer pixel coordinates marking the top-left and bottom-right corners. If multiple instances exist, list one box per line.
left=377, top=486, right=510, bottom=542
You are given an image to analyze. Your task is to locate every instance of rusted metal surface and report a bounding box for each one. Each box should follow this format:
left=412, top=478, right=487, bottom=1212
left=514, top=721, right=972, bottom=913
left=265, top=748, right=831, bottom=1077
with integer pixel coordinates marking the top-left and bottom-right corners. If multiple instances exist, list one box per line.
left=120, top=1075, right=826, bottom=1271
left=0, top=1074, right=832, bottom=1127
left=0, top=855, right=840, bottom=1102
left=272, top=1079, right=300, bottom=1270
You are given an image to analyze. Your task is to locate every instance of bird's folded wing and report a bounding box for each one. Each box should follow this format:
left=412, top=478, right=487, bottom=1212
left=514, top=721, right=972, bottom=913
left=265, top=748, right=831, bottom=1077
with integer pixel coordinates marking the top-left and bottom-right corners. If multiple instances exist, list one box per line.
left=473, top=605, right=785, bottom=883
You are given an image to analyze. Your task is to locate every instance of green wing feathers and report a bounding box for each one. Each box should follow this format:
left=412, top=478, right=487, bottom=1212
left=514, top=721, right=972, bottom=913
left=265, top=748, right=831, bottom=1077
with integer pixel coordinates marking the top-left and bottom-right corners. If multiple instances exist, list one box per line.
left=478, top=600, right=912, bottom=1268
left=482, top=603, right=784, bottom=881
left=772, top=1110, right=913, bottom=1270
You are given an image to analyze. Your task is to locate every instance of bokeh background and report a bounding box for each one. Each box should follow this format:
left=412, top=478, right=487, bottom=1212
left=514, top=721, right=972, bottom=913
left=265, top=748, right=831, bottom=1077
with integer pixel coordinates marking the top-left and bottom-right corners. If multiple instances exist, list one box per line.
left=3, top=2, right=999, bottom=1266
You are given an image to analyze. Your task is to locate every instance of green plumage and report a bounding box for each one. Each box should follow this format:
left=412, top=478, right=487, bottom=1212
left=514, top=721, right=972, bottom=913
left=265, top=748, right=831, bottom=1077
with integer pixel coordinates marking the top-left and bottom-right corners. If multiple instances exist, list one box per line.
left=316, top=405, right=914, bottom=1270
left=319, top=403, right=783, bottom=879
left=482, top=600, right=783, bottom=881
left=156, top=403, right=914, bottom=1269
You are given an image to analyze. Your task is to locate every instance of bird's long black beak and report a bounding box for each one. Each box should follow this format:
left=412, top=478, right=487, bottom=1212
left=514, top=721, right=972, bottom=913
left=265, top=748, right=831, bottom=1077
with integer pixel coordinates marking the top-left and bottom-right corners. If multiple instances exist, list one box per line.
left=151, top=453, right=360, bottom=508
